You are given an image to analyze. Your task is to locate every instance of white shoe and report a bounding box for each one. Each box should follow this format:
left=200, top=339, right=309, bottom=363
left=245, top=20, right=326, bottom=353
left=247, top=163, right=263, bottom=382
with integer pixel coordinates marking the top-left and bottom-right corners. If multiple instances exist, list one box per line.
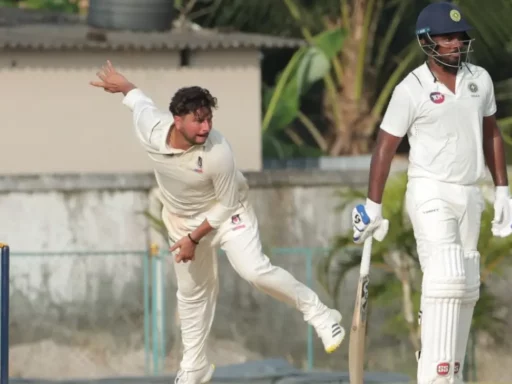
left=313, top=309, right=345, bottom=353
left=175, top=364, right=215, bottom=384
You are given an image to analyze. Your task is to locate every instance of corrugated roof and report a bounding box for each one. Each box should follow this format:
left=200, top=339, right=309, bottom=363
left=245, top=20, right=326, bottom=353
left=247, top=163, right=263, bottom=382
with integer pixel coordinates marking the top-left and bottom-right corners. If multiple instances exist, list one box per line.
left=0, top=7, right=306, bottom=51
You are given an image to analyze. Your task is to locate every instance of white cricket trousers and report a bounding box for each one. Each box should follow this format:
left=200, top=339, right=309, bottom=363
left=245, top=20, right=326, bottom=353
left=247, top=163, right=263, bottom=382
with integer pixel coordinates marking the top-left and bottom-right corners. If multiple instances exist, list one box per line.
left=163, top=200, right=331, bottom=372
left=405, top=177, right=484, bottom=384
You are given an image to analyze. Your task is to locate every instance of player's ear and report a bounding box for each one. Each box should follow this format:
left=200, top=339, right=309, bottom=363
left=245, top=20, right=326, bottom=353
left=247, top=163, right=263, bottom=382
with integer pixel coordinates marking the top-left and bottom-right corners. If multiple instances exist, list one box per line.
left=174, top=115, right=182, bottom=129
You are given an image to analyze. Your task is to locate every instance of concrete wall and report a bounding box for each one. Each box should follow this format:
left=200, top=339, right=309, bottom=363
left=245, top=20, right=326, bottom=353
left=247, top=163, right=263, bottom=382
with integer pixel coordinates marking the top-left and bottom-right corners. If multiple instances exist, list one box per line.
left=0, top=166, right=510, bottom=381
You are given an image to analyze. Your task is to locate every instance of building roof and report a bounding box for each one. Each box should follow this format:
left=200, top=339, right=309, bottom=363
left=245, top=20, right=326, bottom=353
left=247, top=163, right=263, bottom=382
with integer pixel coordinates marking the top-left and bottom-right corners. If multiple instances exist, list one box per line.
left=0, top=7, right=306, bottom=51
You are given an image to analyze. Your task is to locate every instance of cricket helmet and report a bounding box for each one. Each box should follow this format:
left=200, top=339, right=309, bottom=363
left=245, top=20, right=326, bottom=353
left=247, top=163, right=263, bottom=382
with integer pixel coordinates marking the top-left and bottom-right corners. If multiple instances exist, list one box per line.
left=415, top=2, right=474, bottom=68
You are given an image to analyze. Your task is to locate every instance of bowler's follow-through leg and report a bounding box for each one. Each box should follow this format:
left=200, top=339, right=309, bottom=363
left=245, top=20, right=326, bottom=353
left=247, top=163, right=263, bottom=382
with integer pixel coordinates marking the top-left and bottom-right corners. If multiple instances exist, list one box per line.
left=219, top=205, right=345, bottom=353
left=168, top=203, right=345, bottom=384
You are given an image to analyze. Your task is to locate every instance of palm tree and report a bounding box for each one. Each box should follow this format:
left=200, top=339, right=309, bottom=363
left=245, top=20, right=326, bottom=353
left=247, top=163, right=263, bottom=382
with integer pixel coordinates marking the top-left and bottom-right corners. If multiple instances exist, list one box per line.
left=317, top=173, right=512, bottom=380
left=206, top=0, right=512, bottom=157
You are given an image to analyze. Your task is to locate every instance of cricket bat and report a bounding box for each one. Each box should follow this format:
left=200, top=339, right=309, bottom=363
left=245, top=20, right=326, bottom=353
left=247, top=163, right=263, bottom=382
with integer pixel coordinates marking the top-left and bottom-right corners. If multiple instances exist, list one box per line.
left=348, top=236, right=373, bottom=384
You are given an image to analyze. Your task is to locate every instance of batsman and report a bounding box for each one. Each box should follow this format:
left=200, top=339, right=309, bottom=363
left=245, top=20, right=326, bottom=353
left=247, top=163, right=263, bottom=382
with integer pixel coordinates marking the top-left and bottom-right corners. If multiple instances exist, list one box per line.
left=351, top=2, right=512, bottom=384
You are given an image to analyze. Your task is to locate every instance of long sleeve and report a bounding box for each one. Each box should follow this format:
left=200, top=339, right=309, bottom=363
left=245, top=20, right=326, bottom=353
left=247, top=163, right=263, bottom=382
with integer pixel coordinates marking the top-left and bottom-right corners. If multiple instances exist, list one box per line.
left=203, top=140, right=240, bottom=228
left=122, top=88, right=174, bottom=153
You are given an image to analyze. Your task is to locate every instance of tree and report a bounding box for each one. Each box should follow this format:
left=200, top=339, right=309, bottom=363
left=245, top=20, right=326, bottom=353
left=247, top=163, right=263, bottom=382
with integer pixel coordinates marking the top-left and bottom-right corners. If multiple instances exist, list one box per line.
left=317, top=173, right=512, bottom=380
left=262, top=0, right=512, bottom=156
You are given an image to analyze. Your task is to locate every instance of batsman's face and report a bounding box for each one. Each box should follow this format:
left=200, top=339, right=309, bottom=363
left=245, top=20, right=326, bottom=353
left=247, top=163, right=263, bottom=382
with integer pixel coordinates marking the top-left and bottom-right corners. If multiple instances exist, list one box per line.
left=431, top=32, right=468, bottom=66
left=175, top=107, right=212, bottom=145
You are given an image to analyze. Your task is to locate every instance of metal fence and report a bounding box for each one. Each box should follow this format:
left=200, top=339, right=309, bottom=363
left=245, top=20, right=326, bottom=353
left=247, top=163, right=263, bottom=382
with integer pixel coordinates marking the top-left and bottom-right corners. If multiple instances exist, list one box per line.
left=6, top=247, right=496, bottom=382
left=8, top=250, right=148, bottom=379
left=7, top=247, right=336, bottom=380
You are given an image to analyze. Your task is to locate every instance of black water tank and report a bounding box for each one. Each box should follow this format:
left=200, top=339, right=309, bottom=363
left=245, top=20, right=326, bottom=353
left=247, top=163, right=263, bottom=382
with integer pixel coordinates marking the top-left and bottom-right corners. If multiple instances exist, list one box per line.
left=87, top=0, right=175, bottom=32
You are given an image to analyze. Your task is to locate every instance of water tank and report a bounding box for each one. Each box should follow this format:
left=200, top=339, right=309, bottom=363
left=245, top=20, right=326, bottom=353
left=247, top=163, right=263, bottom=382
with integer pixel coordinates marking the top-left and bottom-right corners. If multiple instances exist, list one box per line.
left=87, top=0, right=175, bottom=32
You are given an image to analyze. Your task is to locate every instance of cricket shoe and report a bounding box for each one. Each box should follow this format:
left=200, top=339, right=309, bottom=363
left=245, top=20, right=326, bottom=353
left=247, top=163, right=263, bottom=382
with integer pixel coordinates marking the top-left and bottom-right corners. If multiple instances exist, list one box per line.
left=175, top=364, right=215, bottom=384
left=313, top=309, right=345, bottom=353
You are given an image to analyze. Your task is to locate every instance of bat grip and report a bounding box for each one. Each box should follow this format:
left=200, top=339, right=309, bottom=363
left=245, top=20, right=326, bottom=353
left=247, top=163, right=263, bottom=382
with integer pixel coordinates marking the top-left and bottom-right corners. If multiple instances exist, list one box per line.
left=359, top=236, right=373, bottom=276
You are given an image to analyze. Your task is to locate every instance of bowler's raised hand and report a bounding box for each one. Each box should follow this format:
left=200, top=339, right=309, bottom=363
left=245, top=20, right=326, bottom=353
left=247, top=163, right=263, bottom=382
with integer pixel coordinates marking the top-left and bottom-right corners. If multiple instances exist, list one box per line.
left=90, top=60, right=136, bottom=95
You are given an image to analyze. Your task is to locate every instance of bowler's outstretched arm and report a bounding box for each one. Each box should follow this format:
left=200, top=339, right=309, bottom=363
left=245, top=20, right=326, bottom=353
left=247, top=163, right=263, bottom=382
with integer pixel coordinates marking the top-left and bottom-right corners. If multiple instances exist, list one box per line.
left=123, top=89, right=174, bottom=153
left=90, top=60, right=172, bottom=153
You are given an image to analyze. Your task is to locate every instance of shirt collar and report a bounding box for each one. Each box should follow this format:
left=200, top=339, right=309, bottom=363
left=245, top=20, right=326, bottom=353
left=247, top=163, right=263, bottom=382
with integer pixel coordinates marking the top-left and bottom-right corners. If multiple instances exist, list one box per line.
left=423, top=61, right=472, bottom=83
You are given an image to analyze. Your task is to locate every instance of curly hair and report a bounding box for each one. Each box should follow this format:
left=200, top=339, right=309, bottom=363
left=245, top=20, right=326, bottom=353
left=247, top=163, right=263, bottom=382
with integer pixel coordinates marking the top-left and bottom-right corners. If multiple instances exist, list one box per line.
left=169, top=86, right=218, bottom=117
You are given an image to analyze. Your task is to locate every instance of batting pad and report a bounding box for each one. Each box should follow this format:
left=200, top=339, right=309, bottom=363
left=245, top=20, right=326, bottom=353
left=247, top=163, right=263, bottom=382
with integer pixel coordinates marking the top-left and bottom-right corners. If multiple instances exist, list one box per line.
left=454, top=251, right=480, bottom=378
left=418, top=244, right=466, bottom=384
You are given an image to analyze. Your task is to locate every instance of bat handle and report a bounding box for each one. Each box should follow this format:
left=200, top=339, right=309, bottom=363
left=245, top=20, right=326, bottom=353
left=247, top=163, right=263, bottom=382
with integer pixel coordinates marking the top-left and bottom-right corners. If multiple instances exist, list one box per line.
left=359, top=236, right=373, bottom=276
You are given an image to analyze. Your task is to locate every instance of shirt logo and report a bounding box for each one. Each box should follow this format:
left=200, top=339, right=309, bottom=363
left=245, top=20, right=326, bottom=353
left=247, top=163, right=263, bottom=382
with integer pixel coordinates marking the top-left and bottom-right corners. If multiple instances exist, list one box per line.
left=430, top=92, right=445, bottom=104
left=231, top=214, right=246, bottom=231
left=194, top=156, right=203, bottom=173
left=450, top=10, right=461, bottom=22
left=468, top=82, right=478, bottom=93
left=232, top=214, right=241, bottom=224
left=437, top=362, right=450, bottom=376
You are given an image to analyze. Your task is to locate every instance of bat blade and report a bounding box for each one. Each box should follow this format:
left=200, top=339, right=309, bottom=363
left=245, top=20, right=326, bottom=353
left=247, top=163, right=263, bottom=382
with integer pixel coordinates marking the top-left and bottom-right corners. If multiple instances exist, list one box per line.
left=349, top=237, right=372, bottom=384
left=348, top=274, right=370, bottom=384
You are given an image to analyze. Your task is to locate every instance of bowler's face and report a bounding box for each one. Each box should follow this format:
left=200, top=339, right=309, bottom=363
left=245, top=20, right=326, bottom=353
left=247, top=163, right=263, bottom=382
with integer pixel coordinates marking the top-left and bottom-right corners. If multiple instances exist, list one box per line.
left=176, top=107, right=212, bottom=145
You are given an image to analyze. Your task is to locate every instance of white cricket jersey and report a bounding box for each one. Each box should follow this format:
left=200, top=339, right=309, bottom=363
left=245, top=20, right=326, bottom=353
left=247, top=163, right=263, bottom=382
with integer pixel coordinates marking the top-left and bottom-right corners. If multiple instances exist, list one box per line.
left=380, top=62, right=497, bottom=185
left=122, top=88, right=249, bottom=229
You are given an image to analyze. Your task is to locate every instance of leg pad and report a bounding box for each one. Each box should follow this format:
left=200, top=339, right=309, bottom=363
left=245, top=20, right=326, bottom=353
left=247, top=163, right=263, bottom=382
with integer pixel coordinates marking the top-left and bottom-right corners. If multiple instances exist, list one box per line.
left=418, top=244, right=466, bottom=384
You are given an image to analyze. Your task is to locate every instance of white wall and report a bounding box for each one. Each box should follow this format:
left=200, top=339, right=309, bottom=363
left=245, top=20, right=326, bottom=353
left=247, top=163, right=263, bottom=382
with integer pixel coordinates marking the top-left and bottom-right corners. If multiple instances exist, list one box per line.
left=0, top=49, right=262, bottom=174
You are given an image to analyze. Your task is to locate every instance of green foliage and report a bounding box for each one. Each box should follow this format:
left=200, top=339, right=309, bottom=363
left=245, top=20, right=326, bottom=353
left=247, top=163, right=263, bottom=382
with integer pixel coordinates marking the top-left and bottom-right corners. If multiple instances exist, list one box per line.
left=195, top=0, right=340, bottom=37
left=141, top=210, right=169, bottom=245
left=260, top=26, right=346, bottom=158
left=319, top=173, right=512, bottom=350
left=261, top=131, right=324, bottom=159
left=262, top=27, right=346, bottom=130
left=0, top=0, right=80, bottom=12
left=198, top=0, right=512, bottom=158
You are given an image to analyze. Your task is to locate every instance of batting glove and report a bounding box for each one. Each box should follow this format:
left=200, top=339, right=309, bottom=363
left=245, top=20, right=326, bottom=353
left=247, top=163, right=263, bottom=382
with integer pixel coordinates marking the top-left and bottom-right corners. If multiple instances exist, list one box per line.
left=492, top=186, right=512, bottom=238
left=352, top=199, right=390, bottom=244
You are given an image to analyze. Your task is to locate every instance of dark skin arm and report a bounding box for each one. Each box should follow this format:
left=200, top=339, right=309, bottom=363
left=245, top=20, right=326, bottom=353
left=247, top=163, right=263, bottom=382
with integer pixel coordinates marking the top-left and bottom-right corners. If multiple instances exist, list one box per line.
left=483, top=115, right=508, bottom=187
left=367, top=129, right=403, bottom=204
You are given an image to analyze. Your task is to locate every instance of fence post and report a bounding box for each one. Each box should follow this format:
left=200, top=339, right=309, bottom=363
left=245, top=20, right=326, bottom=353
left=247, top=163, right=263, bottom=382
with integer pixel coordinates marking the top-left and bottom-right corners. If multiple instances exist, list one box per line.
left=160, top=247, right=167, bottom=373
left=150, top=243, right=166, bottom=375
left=143, top=248, right=150, bottom=375
left=306, top=249, right=314, bottom=371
